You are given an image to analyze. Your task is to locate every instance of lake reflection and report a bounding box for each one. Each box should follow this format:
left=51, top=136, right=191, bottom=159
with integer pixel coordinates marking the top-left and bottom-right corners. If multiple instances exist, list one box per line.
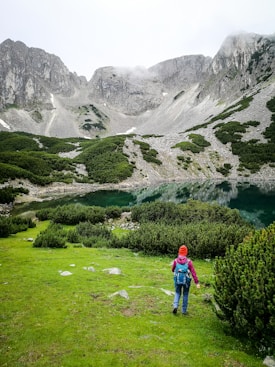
left=14, top=180, right=275, bottom=228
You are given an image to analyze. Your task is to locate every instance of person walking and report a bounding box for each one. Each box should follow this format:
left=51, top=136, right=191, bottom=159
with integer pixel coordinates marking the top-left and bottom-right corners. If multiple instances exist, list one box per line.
left=172, top=245, right=200, bottom=315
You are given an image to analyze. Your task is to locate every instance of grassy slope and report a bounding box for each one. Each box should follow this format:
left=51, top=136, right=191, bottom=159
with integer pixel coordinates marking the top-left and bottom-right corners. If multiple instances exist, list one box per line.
left=0, top=222, right=263, bottom=367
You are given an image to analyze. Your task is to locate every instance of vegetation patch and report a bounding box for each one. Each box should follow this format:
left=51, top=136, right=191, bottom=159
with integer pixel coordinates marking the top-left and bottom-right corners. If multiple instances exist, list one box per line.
left=173, top=134, right=210, bottom=153
left=187, top=95, right=254, bottom=132
left=76, top=136, right=134, bottom=183
left=216, top=163, right=233, bottom=177
left=78, top=104, right=109, bottom=132
left=213, top=108, right=275, bottom=172
left=0, top=186, right=29, bottom=204
left=0, top=199, right=272, bottom=365
left=0, top=132, right=135, bottom=185
left=215, top=222, right=275, bottom=353
left=133, top=140, right=162, bottom=165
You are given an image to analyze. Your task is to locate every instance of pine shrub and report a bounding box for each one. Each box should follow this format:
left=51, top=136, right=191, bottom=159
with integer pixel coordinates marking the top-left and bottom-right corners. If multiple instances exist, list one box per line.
left=214, top=222, right=275, bottom=353
left=33, top=223, right=67, bottom=248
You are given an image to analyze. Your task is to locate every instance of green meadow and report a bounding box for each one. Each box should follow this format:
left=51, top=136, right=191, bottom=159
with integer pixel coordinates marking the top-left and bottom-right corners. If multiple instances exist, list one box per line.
left=0, top=222, right=263, bottom=367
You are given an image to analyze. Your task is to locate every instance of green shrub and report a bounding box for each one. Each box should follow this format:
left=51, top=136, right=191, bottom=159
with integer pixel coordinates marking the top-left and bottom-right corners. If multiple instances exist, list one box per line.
left=131, top=200, right=249, bottom=227
left=0, top=133, right=40, bottom=152
left=110, top=221, right=250, bottom=258
left=0, top=186, right=29, bottom=204
left=216, top=163, right=232, bottom=176
left=76, top=136, right=134, bottom=183
left=214, top=222, right=275, bottom=353
left=173, top=141, right=202, bottom=153
left=266, top=96, right=275, bottom=113
left=133, top=140, right=162, bottom=165
left=33, top=223, right=67, bottom=248
left=188, top=134, right=211, bottom=148
left=66, top=229, right=81, bottom=243
left=214, top=121, right=246, bottom=144
left=76, top=222, right=111, bottom=239
left=104, top=206, right=124, bottom=219
left=0, top=216, right=35, bottom=237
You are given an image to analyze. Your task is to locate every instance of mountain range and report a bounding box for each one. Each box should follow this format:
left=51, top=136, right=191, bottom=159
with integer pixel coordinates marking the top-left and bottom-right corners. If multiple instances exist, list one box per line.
left=0, top=32, right=275, bottom=188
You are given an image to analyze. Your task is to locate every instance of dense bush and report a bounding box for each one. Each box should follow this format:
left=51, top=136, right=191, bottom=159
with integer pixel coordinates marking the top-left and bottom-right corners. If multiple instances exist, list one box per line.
left=214, top=121, right=246, bottom=144
left=266, top=96, right=275, bottom=113
left=133, top=140, right=162, bottom=165
left=0, top=132, right=40, bottom=152
left=0, top=216, right=35, bottom=237
left=76, top=136, right=134, bottom=183
left=131, top=200, right=249, bottom=227
left=110, top=221, right=251, bottom=257
left=66, top=221, right=113, bottom=248
left=33, top=223, right=67, bottom=248
left=214, top=222, right=275, bottom=353
left=76, top=221, right=111, bottom=239
left=0, top=186, right=29, bottom=204
left=188, top=134, right=211, bottom=148
left=104, top=206, right=125, bottom=219
left=172, top=141, right=203, bottom=153
left=36, top=204, right=106, bottom=225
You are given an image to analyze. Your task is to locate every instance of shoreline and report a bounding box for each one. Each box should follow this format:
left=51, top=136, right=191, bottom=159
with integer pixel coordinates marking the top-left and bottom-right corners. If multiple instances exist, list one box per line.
left=4, top=176, right=275, bottom=205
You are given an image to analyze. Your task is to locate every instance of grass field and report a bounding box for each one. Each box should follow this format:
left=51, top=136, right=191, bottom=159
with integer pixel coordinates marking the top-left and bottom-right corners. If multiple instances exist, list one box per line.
left=0, top=222, right=264, bottom=367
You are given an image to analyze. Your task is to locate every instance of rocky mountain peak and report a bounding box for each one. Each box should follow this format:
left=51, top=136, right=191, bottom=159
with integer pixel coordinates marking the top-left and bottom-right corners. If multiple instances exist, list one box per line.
left=197, top=32, right=275, bottom=102
left=0, top=32, right=274, bottom=139
left=88, top=65, right=164, bottom=115
left=0, top=39, right=82, bottom=110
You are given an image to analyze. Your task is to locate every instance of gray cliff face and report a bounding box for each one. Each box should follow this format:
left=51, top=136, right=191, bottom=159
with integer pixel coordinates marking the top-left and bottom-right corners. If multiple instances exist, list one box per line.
left=88, top=55, right=212, bottom=115
left=148, top=54, right=212, bottom=90
left=0, top=32, right=274, bottom=139
left=0, top=39, right=83, bottom=110
left=198, top=33, right=275, bottom=101
left=88, top=66, right=165, bottom=115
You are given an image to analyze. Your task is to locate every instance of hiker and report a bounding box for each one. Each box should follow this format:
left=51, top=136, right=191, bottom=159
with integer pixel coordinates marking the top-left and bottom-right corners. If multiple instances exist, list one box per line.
left=171, top=245, right=200, bottom=315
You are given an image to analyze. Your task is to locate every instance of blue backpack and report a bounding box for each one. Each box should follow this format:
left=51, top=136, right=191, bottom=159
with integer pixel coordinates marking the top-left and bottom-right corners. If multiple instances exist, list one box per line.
left=175, top=261, right=191, bottom=286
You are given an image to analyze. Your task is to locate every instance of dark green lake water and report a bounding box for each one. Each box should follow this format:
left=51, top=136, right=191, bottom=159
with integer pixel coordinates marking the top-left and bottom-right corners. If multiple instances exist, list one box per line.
left=14, top=180, right=275, bottom=228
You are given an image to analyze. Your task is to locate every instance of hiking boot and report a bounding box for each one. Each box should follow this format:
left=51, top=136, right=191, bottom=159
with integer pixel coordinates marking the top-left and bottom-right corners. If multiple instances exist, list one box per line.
left=172, top=308, right=177, bottom=314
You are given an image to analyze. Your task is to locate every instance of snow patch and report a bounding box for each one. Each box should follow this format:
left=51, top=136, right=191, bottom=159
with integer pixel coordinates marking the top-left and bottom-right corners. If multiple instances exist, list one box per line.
left=118, top=127, right=136, bottom=135
left=0, top=119, right=11, bottom=130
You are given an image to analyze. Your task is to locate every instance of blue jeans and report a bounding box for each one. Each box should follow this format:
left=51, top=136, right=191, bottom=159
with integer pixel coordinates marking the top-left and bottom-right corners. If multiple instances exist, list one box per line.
left=173, top=283, right=190, bottom=313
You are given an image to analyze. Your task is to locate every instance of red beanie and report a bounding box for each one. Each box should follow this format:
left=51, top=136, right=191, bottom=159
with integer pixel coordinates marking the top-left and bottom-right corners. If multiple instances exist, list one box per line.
left=178, top=245, right=188, bottom=256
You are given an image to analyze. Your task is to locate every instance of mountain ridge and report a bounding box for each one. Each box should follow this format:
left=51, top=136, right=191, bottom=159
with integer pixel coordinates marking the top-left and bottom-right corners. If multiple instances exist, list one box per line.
left=0, top=32, right=275, bottom=190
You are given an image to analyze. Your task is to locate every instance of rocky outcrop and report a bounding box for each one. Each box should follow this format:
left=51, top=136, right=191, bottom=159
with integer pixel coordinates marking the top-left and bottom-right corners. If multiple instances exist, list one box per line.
left=198, top=33, right=275, bottom=102
left=0, top=39, right=85, bottom=110
left=0, top=32, right=274, bottom=138
left=149, top=54, right=211, bottom=91
left=88, top=66, right=165, bottom=115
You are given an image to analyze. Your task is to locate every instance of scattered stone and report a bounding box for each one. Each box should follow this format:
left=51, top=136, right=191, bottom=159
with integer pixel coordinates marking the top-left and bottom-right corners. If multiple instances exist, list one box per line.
left=202, top=293, right=213, bottom=302
left=109, top=290, right=129, bottom=299
left=103, top=267, right=122, bottom=275
left=69, top=264, right=76, bottom=267
left=83, top=266, right=95, bottom=272
left=263, top=356, right=275, bottom=367
left=60, top=271, right=73, bottom=276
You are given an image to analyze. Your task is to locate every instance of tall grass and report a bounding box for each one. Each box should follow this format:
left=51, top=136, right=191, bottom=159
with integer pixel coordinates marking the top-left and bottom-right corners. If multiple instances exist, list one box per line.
left=0, top=222, right=263, bottom=366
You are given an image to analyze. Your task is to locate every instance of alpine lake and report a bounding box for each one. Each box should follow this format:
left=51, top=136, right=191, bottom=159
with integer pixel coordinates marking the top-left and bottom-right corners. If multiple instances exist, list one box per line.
left=13, top=180, right=275, bottom=229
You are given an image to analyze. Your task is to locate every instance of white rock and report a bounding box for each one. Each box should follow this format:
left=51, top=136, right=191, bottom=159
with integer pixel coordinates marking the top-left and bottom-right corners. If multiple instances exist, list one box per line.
left=109, top=290, right=129, bottom=299
left=263, top=356, right=275, bottom=367
left=103, top=267, right=122, bottom=275
left=60, top=271, right=72, bottom=276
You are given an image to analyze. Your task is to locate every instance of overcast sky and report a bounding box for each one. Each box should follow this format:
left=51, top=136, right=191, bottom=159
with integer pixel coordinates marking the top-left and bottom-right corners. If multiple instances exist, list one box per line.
left=1, top=0, right=274, bottom=80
